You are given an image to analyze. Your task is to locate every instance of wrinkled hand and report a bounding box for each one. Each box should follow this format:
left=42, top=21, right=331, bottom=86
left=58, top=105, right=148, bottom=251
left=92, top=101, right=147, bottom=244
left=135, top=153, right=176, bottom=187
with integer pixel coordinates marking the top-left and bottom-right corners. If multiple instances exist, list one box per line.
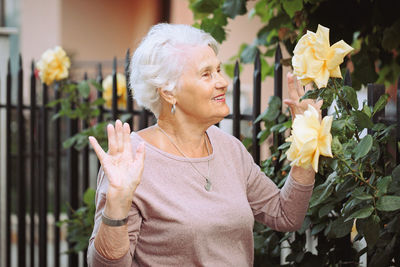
left=89, top=120, right=145, bottom=219
left=283, top=72, right=323, bottom=120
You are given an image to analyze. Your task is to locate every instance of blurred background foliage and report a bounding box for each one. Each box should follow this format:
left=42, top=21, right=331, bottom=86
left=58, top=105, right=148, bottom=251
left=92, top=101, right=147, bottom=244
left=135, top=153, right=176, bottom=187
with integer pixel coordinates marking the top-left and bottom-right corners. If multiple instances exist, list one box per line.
left=189, top=0, right=400, bottom=90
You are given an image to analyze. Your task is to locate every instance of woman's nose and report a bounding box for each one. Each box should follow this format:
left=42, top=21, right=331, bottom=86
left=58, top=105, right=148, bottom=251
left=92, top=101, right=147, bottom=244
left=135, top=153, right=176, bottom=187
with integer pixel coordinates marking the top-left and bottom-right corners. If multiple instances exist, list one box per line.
left=215, top=73, right=228, bottom=89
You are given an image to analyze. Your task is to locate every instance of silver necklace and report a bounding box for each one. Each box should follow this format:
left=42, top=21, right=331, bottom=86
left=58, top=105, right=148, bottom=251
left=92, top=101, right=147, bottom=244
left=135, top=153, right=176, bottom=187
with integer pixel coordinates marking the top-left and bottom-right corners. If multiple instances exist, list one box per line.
left=156, top=124, right=212, bottom=191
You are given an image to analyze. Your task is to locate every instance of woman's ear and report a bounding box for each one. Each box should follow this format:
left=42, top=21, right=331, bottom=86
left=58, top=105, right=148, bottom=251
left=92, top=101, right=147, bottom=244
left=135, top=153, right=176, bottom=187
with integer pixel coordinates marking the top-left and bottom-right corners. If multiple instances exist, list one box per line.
left=158, top=88, right=176, bottom=105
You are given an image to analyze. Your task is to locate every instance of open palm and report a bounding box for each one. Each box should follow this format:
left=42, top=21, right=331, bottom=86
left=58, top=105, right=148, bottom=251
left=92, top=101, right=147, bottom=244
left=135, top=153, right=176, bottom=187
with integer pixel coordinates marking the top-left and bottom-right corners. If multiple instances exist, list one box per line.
left=89, top=120, right=145, bottom=218
left=283, top=72, right=323, bottom=120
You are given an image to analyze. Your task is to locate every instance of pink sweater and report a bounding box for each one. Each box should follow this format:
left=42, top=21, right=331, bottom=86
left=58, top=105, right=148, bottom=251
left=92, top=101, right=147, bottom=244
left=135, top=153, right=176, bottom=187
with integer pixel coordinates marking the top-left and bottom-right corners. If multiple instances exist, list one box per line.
left=87, top=126, right=314, bottom=266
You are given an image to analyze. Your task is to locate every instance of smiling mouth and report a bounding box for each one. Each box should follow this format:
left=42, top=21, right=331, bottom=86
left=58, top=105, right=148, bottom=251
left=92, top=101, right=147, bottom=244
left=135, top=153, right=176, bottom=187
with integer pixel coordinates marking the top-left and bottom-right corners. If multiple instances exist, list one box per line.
left=213, top=94, right=225, bottom=102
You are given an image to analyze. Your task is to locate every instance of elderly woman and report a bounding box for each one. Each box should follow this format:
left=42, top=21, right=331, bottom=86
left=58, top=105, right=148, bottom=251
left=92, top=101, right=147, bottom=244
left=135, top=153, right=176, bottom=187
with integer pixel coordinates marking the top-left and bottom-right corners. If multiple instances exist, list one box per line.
left=87, top=24, right=319, bottom=267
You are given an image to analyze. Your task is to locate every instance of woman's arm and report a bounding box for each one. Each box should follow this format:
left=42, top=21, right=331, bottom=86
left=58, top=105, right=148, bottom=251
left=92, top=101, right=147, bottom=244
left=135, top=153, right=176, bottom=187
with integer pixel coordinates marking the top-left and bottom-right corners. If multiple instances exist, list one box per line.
left=87, top=120, right=145, bottom=266
left=87, top=169, right=143, bottom=266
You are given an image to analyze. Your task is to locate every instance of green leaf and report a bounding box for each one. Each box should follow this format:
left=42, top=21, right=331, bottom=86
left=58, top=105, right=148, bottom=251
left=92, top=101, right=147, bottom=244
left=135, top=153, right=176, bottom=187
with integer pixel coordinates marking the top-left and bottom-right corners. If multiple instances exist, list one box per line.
left=254, top=96, right=281, bottom=123
left=356, top=215, right=380, bottom=248
left=318, top=203, right=334, bottom=218
left=281, top=0, right=303, bottom=18
left=376, top=195, right=400, bottom=211
left=342, top=86, right=358, bottom=110
left=310, top=182, right=333, bottom=208
left=353, top=134, right=373, bottom=160
left=190, top=0, right=220, bottom=13
left=78, top=81, right=90, bottom=99
left=222, top=0, right=247, bottom=19
left=376, top=176, right=392, bottom=197
left=362, top=103, right=371, bottom=117
left=83, top=188, right=96, bottom=206
left=311, top=223, right=325, bottom=235
left=300, top=88, right=319, bottom=101
left=372, top=93, right=389, bottom=116
left=345, top=205, right=374, bottom=222
left=240, top=43, right=259, bottom=64
left=352, top=111, right=373, bottom=130
left=392, top=164, right=400, bottom=179
left=329, top=216, right=353, bottom=238
left=200, top=18, right=226, bottom=43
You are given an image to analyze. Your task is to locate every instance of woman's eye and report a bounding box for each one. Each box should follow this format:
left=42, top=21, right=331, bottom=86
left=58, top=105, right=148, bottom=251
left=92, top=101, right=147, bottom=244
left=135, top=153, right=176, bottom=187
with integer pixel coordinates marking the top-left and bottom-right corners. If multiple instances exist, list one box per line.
left=202, top=72, right=211, bottom=78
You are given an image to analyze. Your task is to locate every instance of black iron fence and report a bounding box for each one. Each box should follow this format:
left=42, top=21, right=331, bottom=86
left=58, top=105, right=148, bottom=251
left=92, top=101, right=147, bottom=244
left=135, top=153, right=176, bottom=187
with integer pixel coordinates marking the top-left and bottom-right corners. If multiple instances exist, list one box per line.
left=1, top=45, right=399, bottom=267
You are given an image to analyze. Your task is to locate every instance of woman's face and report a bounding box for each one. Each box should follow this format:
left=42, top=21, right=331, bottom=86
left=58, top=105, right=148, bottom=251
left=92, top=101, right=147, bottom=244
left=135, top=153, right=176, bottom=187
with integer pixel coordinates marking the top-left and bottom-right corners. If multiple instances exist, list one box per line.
left=174, top=45, right=229, bottom=124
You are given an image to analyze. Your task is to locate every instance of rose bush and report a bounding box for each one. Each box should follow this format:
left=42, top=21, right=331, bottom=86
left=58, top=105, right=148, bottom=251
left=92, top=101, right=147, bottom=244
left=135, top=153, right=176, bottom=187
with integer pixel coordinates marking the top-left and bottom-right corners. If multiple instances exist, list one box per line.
left=251, top=23, right=399, bottom=265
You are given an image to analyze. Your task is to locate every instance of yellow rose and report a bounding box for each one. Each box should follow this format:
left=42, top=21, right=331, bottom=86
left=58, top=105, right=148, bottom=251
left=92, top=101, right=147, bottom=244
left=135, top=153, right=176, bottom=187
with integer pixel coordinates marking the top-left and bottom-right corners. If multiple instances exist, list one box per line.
left=286, top=104, right=333, bottom=173
left=102, top=73, right=128, bottom=109
left=36, top=46, right=71, bottom=86
left=292, top=25, right=354, bottom=89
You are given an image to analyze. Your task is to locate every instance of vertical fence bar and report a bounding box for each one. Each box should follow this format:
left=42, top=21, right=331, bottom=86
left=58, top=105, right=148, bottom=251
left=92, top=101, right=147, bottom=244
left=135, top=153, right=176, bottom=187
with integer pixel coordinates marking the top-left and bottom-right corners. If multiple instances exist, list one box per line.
left=274, top=45, right=282, bottom=100
left=67, top=103, right=79, bottom=267
left=39, top=83, right=48, bottom=267
left=273, top=45, right=283, bottom=149
left=17, top=55, right=26, bottom=267
left=29, top=61, right=36, bottom=267
left=252, top=51, right=261, bottom=164
left=97, top=63, right=104, bottom=123
left=54, top=83, right=61, bottom=267
left=397, top=76, right=400, bottom=165
left=82, top=73, right=89, bottom=193
left=112, top=57, right=118, bottom=120
left=6, top=59, right=12, bottom=267
left=96, top=64, right=104, bottom=170
left=367, top=84, right=385, bottom=135
left=82, top=73, right=89, bottom=267
left=125, top=49, right=133, bottom=128
left=232, top=61, right=240, bottom=139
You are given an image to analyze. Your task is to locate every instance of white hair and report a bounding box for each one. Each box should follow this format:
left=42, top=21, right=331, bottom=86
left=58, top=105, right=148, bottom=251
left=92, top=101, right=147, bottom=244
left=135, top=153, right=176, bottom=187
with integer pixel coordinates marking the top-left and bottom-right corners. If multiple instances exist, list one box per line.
left=129, top=23, right=219, bottom=118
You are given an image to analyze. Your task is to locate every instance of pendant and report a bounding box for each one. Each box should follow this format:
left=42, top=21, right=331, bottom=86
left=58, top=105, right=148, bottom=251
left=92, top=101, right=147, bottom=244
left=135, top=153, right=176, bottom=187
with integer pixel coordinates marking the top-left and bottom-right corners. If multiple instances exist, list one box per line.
left=204, top=178, right=212, bottom=191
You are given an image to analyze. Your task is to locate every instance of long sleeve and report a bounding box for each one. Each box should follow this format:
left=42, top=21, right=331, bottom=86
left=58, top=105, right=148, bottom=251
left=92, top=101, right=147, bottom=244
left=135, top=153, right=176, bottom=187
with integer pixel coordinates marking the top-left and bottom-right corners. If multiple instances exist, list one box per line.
left=243, top=146, right=314, bottom=232
left=87, top=168, right=143, bottom=267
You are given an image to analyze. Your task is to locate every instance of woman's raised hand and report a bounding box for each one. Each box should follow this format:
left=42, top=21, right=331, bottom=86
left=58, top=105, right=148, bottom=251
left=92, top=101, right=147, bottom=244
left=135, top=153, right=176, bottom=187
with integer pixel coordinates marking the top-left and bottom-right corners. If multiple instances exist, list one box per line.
left=89, top=120, right=145, bottom=219
left=283, top=72, right=323, bottom=120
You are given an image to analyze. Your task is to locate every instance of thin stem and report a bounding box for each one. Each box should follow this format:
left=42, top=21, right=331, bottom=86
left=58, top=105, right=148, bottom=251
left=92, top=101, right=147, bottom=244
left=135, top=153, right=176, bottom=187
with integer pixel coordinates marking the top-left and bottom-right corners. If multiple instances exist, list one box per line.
left=336, top=156, right=376, bottom=190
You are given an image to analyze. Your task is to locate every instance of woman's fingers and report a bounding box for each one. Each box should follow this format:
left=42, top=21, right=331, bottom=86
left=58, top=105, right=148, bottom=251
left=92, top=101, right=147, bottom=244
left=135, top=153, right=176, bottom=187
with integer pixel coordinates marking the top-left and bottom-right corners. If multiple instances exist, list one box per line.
left=122, top=122, right=133, bottom=157
left=115, top=120, right=124, bottom=152
left=287, top=72, right=299, bottom=101
left=107, top=124, right=117, bottom=155
left=89, top=136, right=107, bottom=162
left=132, top=142, right=145, bottom=185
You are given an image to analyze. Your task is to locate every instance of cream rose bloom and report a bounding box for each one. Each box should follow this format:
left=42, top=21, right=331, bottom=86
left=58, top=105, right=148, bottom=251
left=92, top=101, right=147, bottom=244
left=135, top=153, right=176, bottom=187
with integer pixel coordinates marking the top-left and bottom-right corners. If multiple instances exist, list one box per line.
left=292, top=25, right=354, bottom=89
left=36, top=46, right=71, bottom=86
left=286, top=105, right=333, bottom=172
left=102, top=73, right=128, bottom=108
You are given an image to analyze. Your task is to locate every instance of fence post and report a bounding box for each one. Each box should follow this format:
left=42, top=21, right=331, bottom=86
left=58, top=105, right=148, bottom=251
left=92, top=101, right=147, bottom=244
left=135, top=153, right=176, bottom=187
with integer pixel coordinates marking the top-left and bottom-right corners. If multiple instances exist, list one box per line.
left=273, top=45, right=283, bottom=149
left=252, top=50, right=261, bottom=164
left=397, top=76, right=400, bottom=165
left=112, top=57, right=118, bottom=120
left=29, top=60, right=37, bottom=267
left=67, top=103, right=79, bottom=267
left=232, top=61, right=240, bottom=139
left=39, top=83, right=48, bottom=267
left=53, top=82, right=61, bottom=267
left=17, top=54, right=26, bottom=267
left=5, top=59, right=11, bottom=267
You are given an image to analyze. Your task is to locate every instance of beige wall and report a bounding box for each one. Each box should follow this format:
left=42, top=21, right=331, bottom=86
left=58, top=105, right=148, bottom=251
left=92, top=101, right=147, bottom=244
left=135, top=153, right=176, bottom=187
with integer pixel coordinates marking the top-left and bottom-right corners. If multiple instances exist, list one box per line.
left=60, top=0, right=160, bottom=62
